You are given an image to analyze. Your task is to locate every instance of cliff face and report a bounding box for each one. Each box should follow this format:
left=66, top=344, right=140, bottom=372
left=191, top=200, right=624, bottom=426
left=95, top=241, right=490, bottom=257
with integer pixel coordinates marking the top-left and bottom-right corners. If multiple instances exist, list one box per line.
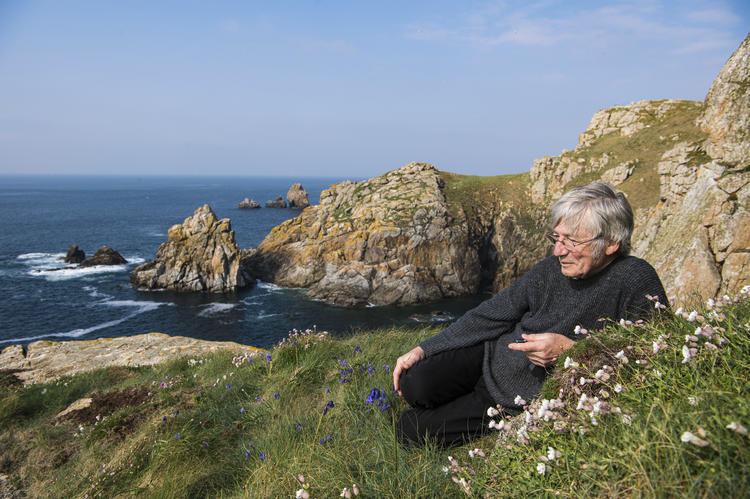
left=250, top=162, right=481, bottom=306
left=131, top=205, right=254, bottom=293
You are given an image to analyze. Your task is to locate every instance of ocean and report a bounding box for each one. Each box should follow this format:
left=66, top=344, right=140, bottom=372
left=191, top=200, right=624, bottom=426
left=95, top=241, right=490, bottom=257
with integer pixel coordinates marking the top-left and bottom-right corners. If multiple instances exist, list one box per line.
left=0, top=175, right=487, bottom=350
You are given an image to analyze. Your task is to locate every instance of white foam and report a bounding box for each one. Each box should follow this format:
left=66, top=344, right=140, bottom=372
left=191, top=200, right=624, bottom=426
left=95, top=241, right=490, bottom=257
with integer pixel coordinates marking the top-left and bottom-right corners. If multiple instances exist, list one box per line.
left=82, top=285, right=111, bottom=300
left=198, top=303, right=236, bottom=317
left=100, top=300, right=173, bottom=312
left=256, top=281, right=283, bottom=291
left=124, top=256, right=146, bottom=265
left=17, top=252, right=66, bottom=268
left=256, top=310, right=280, bottom=319
left=30, top=265, right=129, bottom=281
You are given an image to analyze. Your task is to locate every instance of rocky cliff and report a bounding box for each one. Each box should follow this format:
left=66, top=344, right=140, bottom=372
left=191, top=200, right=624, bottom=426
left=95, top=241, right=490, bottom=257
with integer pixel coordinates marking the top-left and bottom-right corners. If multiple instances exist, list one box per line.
left=131, top=204, right=254, bottom=293
left=249, top=163, right=482, bottom=306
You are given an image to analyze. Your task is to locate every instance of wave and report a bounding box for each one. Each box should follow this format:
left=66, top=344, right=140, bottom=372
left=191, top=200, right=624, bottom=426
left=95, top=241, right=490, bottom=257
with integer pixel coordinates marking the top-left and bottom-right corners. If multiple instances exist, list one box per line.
left=0, top=300, right=173, bottom=345
left=82, top=285, right=111, bottom=300
left=30, top=265, right=129, bottom=281
left=197, top=303, right=237, bottom=317
left=256, top=310, right=281, bottom=319
left=256, top=281, right=283, bottom=291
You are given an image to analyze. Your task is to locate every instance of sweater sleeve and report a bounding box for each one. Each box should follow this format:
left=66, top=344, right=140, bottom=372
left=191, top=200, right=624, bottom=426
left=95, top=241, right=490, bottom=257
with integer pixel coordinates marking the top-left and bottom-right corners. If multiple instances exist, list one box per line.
left=620, top=258, right=670, bottom=321
left=419, top=259, right=542, bottom=357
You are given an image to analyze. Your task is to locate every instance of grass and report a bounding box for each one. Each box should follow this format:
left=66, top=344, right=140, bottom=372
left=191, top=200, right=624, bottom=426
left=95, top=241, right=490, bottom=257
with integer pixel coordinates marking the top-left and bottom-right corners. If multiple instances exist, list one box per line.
left=1, top=289, right=749, bottom=497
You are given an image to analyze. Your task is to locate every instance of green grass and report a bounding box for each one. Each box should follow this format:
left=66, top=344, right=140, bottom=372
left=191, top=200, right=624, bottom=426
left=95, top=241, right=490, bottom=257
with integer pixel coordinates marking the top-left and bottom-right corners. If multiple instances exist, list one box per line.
left=1, top=291, right=749, bottom=497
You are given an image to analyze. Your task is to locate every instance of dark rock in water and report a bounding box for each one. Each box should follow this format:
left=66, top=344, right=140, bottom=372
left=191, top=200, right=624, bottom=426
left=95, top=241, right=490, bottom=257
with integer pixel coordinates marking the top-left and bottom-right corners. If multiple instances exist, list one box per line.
left=64, top=244, right=85, bottom=264
left=238, top=197, right=260, bottom=209
left=409, top=311, right=454, bottom=323
left=265, top=196, right=287, bottom=208
left=286, top=183, right=309, bottom=209
left=80, top=246, right=128, bottom=267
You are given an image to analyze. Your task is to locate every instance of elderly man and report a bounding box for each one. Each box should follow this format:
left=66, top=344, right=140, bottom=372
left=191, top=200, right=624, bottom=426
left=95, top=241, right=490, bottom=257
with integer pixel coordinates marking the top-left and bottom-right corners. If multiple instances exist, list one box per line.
left=393, top=182, right=668, bottom=446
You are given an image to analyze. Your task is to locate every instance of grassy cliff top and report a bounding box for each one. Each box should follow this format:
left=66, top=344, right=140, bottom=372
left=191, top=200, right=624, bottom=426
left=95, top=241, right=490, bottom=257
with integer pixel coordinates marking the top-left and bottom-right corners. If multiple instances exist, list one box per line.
left=1, top=289, right=748, bottom=497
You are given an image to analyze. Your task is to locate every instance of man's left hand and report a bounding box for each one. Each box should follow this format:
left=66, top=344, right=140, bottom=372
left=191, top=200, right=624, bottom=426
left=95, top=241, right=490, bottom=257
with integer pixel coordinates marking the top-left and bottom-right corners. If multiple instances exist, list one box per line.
left=507, top=333, right=574, bottom=367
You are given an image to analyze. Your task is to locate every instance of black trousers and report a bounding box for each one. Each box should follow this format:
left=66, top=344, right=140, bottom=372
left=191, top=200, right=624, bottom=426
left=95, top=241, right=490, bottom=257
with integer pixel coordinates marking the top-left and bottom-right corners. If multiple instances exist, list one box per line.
left=396, top=343, right=496, bottom=447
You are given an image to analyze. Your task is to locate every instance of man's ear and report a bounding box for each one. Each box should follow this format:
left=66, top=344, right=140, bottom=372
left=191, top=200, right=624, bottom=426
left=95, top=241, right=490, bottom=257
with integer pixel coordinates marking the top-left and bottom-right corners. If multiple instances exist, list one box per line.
left=604, top=239, right=620, bottom=256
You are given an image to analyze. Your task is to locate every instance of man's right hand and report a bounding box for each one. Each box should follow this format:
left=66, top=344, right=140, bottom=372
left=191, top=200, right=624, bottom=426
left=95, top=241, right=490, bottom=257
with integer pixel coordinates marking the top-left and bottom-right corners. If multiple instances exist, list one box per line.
left=393, top=346, right=425, bottom=396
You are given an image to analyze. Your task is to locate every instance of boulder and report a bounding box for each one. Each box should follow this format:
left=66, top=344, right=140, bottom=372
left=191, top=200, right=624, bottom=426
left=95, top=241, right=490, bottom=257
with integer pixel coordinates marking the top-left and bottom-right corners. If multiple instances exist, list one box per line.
left=130, top=204, right=254, bottom=292
left=265, top=196, right=287, bottom=208
left=238, top=198, right=260, bottom=209
left=699, top=33, right=750, bottom=168
left=286, top=183, right=310, bottom=209
left=64, top=244, right=85, bottom=264
left=79, top=246, right=127, bottom=267
left=248, top=162, right=481, bottom=306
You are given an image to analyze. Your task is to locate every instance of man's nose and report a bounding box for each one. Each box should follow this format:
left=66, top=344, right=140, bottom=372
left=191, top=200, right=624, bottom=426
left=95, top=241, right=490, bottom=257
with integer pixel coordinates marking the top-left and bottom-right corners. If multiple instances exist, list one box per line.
left=553, top=240, right=569, bottom=257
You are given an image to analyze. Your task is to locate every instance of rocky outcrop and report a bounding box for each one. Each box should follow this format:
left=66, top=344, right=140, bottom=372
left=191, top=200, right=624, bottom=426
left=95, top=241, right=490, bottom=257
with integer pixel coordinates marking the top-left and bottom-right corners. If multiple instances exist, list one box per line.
left=130, top=204, right=254, bottom=293
left=64, top=244, right=85, bottom=264
left=249, top=162, right=481, bottom=306
left=287, top=183, right=310, bottom=209
left=80, top=246, right=127, bottom=267
left=238, top=198, right=260, bottom=209
left=0, top=333, right=265, bottom=386
left=266, top=196, right=287, bottom=208
left=699, top=33, right=750, bottom=168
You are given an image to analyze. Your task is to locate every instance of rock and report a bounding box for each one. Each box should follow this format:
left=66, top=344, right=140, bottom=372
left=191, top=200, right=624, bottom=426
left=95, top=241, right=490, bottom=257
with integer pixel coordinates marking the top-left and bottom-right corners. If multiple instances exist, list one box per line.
left=238, top=198, right=260, bottom=209
left=64, top=244, right=85, bottom=264
left=130, top=204, right=254, bottom=292
left=699, top=33, right=750, bottom=168
left=79, top=246, right=127, bottom=267
left=248, top=162, right=481, bottom=306
left=0, top=333, right=266, bottom=386
left=286, top=183, right=310, bottom=209
left=0, top=344, right=28, bottom=370
left=56, top=397, right=93, bottom=420
left=265, top=196, right=287, bottom=208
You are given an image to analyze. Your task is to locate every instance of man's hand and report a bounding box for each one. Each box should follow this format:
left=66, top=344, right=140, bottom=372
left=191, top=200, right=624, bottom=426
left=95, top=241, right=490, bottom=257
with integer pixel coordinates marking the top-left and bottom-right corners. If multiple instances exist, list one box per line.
left=393, top=346, right=425, bottom=396
left=507, top=333, right=574, bottom=367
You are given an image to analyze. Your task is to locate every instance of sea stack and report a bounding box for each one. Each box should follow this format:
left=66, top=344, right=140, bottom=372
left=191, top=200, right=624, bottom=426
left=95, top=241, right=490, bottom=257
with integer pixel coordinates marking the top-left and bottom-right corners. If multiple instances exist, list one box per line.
left=130, top=204, right=254, bottom=292
left=79, top=246, right=127, bottom=267
left=286, top=183, right=310, bottom=209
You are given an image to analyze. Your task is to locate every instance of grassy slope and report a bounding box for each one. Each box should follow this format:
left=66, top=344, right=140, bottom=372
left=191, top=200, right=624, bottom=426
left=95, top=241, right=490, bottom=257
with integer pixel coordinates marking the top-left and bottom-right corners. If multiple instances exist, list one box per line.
left=1, top=291, right=749, bottom=498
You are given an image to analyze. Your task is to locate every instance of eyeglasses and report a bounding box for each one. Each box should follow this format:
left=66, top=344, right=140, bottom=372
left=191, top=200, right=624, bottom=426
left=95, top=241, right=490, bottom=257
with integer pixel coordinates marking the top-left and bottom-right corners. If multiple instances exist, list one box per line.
left=545, top=232, right=600, bottom=251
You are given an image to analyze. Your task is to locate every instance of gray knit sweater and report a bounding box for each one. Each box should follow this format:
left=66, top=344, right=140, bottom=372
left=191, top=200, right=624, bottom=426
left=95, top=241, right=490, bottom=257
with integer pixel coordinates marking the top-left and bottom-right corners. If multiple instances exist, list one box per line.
left=419, top=255, right=668, bottom=412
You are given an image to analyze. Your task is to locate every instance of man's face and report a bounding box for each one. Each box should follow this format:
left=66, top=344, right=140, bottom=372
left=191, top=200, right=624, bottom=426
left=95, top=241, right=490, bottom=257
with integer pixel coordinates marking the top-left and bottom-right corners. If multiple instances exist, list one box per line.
left=551, top=220, right=617, bottom=279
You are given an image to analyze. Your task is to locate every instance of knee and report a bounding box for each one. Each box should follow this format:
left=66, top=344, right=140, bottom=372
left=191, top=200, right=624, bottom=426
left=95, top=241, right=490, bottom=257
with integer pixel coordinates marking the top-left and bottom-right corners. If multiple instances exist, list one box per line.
left=399, top=368, right=437, bottom=408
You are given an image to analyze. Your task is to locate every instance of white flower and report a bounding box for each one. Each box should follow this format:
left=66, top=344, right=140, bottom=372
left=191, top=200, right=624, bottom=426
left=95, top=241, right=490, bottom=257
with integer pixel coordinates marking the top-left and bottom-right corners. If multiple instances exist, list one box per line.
left=615, top=350, right=629, bottom=363
left=654, top=370, right=663, bottom=378
left=441, top=466, right=450, bottom=474
left=707, top=298, right=715, bottom=308
left=514, top=395, right=526, bottom=406
left=294, top=488, right=308, bottom=499
left=614, top=384, right=624, bottom=393
left=341, top=488, right=351, bottom=499
left=675, top=307, right=684, bottom=316
left=564, top=356, right=579, bottom=369
left=619, top=318, right=626, bottom=326
left=687, top=310, right=699, bottom=322
left=621, top=414, right=632, bottom=425
left=577, top=393, right=589, bottom=410
left=537, top=462, right=547, bottom=475
left=681, top=345, right=692, bottom=364
left=489, top=420, right=506, bottom=431
left=726, top=422, right=748, bottom=436
left=469, top=448, right=485, bottom=458
left=547, top=447, right=561, bottom=461
left=688, top=396, right=698, bottom=406
left=681, top=431, right=710, bottom=447
left=487, top=406, right=500, bottom=417
left=574, top=325, right=581, bottom=334
left=579, top=376, right=587, bottom=386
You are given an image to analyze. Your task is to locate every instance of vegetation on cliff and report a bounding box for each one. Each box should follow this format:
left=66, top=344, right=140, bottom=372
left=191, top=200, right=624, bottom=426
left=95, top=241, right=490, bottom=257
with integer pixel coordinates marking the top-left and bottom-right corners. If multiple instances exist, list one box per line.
left=1, top=288, right=748, bottom=497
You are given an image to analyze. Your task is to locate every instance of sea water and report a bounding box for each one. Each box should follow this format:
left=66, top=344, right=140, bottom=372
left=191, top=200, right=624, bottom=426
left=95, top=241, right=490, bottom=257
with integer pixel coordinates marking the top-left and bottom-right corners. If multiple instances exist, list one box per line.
left=0, top=175, right=487, bottom=349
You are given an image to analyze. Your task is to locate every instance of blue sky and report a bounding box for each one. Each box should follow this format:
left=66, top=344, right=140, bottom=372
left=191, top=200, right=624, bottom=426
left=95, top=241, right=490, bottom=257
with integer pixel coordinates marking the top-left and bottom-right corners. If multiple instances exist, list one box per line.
left=0, top=1, right=747, bottom=178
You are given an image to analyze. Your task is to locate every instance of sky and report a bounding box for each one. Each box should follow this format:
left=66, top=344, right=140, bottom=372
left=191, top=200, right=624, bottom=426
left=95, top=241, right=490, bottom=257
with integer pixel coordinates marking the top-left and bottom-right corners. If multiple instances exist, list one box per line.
left=0, top=1, right=748, bottom=178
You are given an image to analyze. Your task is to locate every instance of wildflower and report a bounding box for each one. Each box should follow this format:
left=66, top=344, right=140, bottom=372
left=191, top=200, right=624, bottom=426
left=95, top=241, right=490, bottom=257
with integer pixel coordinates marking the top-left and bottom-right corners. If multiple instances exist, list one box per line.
left=323, top=400, right=335, bottom=415
left=296, top=489, right=310, bottom=499
left=577, top=393, right=589, bottom=411
left=174, top=433, right=180, bottom=439
left=654, top=370, right=663, bottom=378
left=489, top=420, right=505, bottom=430
left=537, top=462, right=547, bottom=475
left=726, top=422, right=748, bottom=436
left=341, top=488, right=352, bottom=498
left=514, top=395, right=526, bottom=406
left=295, top=423, right=303, bottom=430
left=260, top=453, right=266, bottom=461
left=547, top=447, right=561, bottom=461
left=201, top=441, right=209, bottom=447
left=162, top=416, right=167, bottom=423
left=240, top=407, right=244, bottom=414
left=687, top=310, right=699, bottom=322
left=707, top=298, right=715, bottom=308
left=681, top=431, right=710, bottom=447
left=255, top=397, right=261, bottom=402
left=614, top=384, right=624, bottom=393
left=681, top=345, right=692, bottom=364
left=383, top=364, right=390, bottom=374
left=225, top=384, right=231, bottom=390
left=487, top=406, right=500, bottom=417
left=245, top=449, right=251, bottom=457
left=468, top=448, right=485, bottom=458
left=688, top=396, right=698, bottom=406
left=352, top=484, right=360, bottom=496
left=319, top=434, right=334, bottom=445
left=273, top=393, right=279, bottom=399
left=615, top=350, right=629, bottom=363
left=326, top=385, right=331, bottom=394
left=353, top=345, right=362, bottom=354
left=564, top=357, right=579, bottom=369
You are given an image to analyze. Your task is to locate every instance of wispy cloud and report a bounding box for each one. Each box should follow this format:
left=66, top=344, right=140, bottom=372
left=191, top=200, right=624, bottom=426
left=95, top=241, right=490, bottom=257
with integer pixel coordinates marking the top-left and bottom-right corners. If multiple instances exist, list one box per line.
left=404, top=1, right=743, bottom=54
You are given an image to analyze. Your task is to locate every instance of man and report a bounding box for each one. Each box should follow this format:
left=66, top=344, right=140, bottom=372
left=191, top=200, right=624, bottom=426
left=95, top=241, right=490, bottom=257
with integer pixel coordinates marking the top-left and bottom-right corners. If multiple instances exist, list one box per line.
left=392, top=182, right=668, bottom=446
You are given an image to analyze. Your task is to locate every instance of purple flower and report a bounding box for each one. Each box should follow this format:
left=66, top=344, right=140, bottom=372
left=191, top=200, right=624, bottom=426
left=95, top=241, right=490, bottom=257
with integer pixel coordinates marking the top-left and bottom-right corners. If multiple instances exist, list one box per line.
left=323, top=400, right=335, bottom=416
left=245, top=449, right=251, bottom=458
left=273, top=393, right=279, bottom=399
left=201, top=441, right=209, bottom=447
left=174, top=433, right=181, bottom=439
left=198, top=391, right=204, bottom=397
left=354, top=346, right=362, bottom=354
left=260, top=453, right=266, bottom=461
left=383, top=364, right=390, bottom=374
left=366, top=387, right=391, bottom=411
left=326, top=385, right=330, bottom=394
left=225, top=384, right=231, bottom=390
left=240, top=407, right=244, bottom=414
left=319, top=434, right=334, bottom=445
left=255, top=397, right=261, bottom=402
left=162, top=416, right=167, bottom=423
left=295, top=423, right=303, bottom=430
left=266, top=353, right=272, bottom=362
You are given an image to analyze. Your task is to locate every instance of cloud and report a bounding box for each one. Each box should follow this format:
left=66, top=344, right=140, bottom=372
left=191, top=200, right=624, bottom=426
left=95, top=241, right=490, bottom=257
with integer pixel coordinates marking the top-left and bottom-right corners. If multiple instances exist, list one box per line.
left=403, top=1, right=744, bottom=54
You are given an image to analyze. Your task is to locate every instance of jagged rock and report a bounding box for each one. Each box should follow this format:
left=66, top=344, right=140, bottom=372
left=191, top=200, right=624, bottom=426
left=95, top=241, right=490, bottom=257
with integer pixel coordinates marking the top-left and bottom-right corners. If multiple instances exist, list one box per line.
left=0, top=344, right=28, bottom=370
left=56, top=398, right=93, bottom=420
left=265, top=196, right=287, bottom=208
left=130, top=204, right=254, bottom=292
left=0, top=333, right=265, bottom=386
left=238, top=198, right=260, bottom=209
left=287, top=183, right=310, bottom=209
left=248, top=162, right=481, bottom=306
left=79, top=246, right=127, bottom=267
left=64, top=244, right=85, bottom=264
left=699, top=33, right=750, bottom=168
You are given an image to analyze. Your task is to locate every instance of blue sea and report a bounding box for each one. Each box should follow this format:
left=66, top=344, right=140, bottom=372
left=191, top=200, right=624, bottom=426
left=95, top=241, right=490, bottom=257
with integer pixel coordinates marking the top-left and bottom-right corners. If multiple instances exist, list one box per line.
left=0, top=175, right=486, bottom=349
